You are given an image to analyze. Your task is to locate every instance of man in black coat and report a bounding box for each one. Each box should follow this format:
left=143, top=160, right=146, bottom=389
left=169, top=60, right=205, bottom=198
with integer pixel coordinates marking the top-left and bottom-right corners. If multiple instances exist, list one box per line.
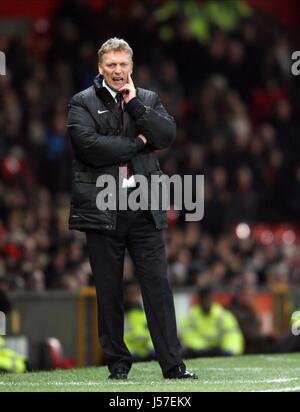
left=67, top=37, right=197, bottom=380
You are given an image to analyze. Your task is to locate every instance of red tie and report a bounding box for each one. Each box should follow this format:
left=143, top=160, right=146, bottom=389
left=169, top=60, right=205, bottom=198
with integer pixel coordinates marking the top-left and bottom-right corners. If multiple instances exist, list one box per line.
left=116, top=92, right=133, bottom=181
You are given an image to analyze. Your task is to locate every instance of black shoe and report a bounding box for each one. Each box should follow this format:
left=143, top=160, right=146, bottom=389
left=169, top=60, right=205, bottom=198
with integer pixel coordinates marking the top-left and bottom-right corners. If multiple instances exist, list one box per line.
left=163, top=365, right=198, bottom=379
left=108, top=367, right=128, bottom=380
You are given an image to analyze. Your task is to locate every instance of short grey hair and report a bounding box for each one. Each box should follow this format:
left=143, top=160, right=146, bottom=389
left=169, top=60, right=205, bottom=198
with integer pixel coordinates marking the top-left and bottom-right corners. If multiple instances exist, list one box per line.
left=98, top=37, right=133, bottom=63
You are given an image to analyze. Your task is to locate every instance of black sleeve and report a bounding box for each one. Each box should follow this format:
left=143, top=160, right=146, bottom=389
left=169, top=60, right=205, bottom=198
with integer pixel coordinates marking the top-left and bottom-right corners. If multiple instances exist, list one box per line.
left=0, top=290, right=12, bottom=315
left=67, top=94, right=145, bottom=167
left=126, top=93, right=176, bottom=150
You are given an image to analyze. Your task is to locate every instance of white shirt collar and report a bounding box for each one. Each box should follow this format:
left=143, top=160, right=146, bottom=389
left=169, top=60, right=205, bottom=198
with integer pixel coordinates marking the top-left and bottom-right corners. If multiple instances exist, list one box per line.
left=102, top=79, right=118, bottom=100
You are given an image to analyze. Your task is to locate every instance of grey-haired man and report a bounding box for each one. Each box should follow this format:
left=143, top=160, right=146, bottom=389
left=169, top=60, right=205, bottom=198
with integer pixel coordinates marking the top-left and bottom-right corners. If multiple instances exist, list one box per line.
left=67, top=38, right=197, bottom=380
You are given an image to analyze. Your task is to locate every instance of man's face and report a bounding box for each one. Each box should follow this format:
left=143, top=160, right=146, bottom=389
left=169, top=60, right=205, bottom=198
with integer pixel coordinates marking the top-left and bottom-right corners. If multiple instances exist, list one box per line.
left=199, top=294, right=213, bottom=313
left=99, top=50, right=133, bottom=92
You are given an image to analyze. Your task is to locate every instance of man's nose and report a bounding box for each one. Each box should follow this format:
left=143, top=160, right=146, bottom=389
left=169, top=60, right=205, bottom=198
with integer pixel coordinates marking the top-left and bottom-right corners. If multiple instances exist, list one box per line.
left=114, top=65, right=122, bottom=73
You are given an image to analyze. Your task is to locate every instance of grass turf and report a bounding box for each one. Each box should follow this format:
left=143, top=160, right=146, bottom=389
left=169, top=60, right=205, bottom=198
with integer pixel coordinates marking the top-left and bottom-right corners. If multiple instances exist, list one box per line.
left=0, top=353, right=300, bottom=392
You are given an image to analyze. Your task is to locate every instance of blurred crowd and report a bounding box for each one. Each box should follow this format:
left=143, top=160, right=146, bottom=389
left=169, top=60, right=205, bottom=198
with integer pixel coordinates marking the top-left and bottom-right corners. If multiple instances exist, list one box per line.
left=0, top=0, right=300, bottom=292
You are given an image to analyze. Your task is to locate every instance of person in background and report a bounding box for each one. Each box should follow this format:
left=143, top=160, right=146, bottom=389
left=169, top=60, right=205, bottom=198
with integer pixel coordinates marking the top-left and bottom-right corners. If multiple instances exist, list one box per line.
left=0, top=275, right=27, bottom=373
left=229, top=286, right=300, bottom=354
left=123, top=278, right=155, bottom=362
left=228, top=285, right=267, bottom=354
left=180, top=285, right=244, bottom=358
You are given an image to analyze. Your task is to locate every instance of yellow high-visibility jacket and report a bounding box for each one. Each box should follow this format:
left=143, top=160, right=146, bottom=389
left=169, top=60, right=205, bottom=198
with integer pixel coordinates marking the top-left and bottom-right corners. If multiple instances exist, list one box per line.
left=124, top=308, right=154, bottom=357
left=179, top=304, right=244, bottom=355
left=0, top=336, right=27, bottom=373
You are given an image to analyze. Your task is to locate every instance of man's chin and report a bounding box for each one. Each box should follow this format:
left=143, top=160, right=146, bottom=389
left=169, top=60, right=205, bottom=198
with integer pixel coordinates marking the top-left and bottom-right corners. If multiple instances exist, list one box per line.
left=109, top=85, right=122, bottom=92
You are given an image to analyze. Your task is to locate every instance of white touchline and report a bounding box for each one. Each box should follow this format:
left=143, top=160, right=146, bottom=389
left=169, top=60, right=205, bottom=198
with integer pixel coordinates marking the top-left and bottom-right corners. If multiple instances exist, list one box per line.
left=199, top=378, right=300, bottom=385
left=258, top=386, right=300, bottom=392
left=205, top=367, right=300, bottom=372
left=0, top=381, right=142, bottom=386
left=0, top=381, right=101, bottom=386
left=1, top=378, right=300, bottom=387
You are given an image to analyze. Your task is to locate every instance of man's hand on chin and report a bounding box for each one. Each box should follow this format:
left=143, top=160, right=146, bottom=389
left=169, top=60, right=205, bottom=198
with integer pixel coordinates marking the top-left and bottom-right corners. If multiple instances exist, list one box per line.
left=119, top=73, right=136, bottom=103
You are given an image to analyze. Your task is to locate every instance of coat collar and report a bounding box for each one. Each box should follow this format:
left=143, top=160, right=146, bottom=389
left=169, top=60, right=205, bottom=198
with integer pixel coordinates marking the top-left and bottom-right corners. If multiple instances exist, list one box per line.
left=93, top=74, right=116, bottom=108
left=93, top=74, right=140, bottom=112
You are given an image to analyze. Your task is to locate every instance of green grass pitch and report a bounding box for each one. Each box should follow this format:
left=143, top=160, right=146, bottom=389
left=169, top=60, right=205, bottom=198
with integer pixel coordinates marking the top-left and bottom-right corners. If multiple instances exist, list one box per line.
left=0, top=353, right=300, bottom=392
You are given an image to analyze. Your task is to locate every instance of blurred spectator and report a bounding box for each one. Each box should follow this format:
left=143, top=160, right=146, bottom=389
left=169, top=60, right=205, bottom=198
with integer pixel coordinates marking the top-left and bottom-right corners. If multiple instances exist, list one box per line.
left=179, top=285, right=244, bottom=357
left=229, top=285, right=300, bottom=354
left=123, top=279, right=155, bottom=362
left=0, top=274, right=28, bottom=372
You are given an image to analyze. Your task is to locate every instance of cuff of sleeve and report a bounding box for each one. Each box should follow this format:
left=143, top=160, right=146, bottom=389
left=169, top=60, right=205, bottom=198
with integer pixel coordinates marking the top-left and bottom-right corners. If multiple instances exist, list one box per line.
left=126, top=97, right=146, bottom=120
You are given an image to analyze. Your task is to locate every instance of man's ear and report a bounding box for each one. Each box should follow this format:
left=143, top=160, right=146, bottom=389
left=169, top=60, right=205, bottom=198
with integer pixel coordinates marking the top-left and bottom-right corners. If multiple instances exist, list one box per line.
left=98, top=64, right=103, bottom=75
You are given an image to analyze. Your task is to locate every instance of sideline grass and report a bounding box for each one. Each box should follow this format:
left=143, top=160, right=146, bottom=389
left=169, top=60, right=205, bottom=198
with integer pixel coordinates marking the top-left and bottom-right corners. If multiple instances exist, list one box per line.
left=0, top=353, right=300, bottom=392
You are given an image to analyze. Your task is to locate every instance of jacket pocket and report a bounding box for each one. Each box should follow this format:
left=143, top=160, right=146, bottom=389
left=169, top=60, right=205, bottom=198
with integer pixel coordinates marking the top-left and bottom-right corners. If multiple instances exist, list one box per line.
left=72, top=172, right=110, bottom=210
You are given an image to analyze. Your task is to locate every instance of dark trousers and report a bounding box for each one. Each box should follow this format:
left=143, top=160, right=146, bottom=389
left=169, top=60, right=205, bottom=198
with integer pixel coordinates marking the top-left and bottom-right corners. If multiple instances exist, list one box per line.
left=85, top=208, right=183, bottom=375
